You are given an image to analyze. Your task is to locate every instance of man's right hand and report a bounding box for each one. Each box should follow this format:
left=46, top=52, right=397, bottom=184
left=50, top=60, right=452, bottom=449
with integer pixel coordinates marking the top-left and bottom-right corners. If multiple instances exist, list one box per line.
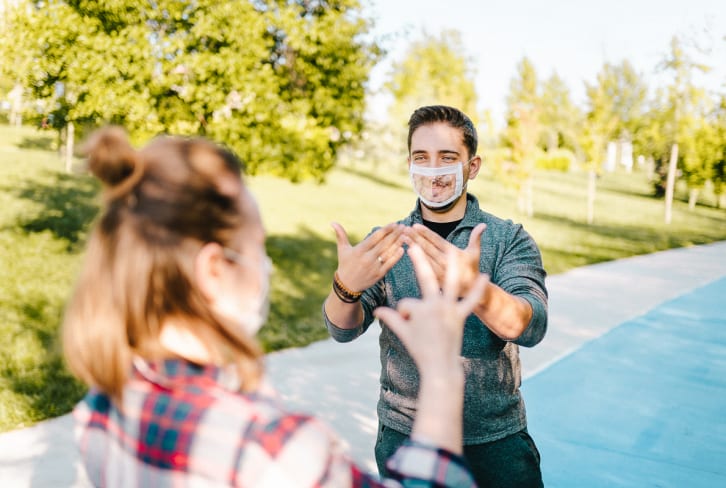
left=331, top=221, right=406, bottom=294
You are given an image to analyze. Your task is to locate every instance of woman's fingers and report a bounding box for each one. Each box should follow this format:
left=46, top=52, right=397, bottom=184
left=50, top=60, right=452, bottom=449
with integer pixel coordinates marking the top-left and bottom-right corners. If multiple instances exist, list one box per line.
left=441, top=248, right=460, bottom=301
left=373, top=306, right=408, bottom=340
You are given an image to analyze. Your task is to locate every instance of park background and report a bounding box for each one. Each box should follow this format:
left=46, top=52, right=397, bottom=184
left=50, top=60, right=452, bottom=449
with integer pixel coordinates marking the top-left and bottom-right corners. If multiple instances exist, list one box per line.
left=1, top=0, right=725, bottom=434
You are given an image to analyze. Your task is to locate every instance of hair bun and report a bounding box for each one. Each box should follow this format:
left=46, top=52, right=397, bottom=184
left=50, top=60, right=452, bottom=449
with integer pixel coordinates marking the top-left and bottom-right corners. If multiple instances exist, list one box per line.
left=83, top=126, right=142, bottom=198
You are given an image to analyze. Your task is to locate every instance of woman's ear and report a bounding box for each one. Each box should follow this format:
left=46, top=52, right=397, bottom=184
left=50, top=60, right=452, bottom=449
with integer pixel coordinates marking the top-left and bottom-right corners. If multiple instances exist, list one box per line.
left=195, top=242, right=227, bottom=303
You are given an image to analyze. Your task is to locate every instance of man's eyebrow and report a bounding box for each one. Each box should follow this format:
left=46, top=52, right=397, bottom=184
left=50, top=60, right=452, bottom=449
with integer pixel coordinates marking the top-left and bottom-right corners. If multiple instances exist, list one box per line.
left=411, top=149, right=460, bottom=155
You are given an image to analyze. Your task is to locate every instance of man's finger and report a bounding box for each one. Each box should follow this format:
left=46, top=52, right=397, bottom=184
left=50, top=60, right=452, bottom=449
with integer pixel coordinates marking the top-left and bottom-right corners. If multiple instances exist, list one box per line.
left=408, top=244, right=439, bottom=297
left=466, top=223, right=487, bottom=254
left=331, top=222, right=351, bottom=251
left=378, top=245, right=406, bottom=271
left=374, top=224, right=405, bottom=254
left=361, top=223, right=402, bottom=251
left=411, top=223, right=449, bottom=253
left=406, top=226, right=447, bottom=270
left=459, top=273, right=490, bottom=314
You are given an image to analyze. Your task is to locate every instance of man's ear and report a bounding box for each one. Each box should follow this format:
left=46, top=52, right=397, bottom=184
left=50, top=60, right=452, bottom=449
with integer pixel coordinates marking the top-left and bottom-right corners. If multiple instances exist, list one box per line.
left=195, top=242, right=226, bottom=303
left=467, top=155, right=482, bottom=180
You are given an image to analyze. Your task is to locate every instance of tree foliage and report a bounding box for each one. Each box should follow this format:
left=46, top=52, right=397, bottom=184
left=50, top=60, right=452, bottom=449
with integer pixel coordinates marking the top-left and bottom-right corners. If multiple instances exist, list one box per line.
left=385, top=29, right=479, bottom=128
left=646, top=35, right=712, bottom=196
left=580, top=60, right=648, bottom=167
left=0, top=0, right=379, bottom=181
left=538, top=73, right=582, bottom=154
left=500, top=57, right=541, bottom=216
left=502, top=57, right=540, bottom=164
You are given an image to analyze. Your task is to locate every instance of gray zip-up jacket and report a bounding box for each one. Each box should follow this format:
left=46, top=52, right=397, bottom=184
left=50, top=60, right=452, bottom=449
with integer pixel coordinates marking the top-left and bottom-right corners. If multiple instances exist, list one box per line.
left=324, top=194, right=548, bottom=444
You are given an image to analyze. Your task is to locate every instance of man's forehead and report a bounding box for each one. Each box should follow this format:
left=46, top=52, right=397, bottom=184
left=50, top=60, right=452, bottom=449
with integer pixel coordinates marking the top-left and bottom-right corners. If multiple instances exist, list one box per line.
left=410, top=123, right=465, bottom=151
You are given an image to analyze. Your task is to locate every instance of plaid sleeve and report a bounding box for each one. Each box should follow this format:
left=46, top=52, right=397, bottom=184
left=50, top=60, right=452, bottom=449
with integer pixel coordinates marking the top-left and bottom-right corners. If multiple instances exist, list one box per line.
left=238, top=412, right=475, bottom=488
left=384, top=439, right=476, bottom=487
left=237, top=413, right=356, bottom=487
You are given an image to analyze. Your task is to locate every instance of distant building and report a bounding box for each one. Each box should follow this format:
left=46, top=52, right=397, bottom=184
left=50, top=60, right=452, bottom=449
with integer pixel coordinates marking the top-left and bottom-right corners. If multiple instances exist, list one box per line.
left=603, top=139, right=634, bottom=173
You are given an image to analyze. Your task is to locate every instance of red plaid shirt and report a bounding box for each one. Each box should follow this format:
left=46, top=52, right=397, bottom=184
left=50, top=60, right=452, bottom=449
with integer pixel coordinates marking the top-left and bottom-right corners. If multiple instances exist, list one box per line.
left=74, top=359, right=474, bottom=487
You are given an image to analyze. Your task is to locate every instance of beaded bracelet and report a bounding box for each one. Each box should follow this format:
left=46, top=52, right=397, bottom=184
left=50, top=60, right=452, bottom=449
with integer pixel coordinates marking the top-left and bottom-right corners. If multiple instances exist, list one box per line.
left=332, top=282, right=359, bottom=303
left=333, top=272, right=362, bottom=303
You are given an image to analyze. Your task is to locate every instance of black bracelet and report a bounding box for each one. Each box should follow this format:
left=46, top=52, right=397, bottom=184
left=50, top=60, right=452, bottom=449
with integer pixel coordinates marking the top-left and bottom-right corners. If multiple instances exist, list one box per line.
left=332, top=281, right=360, bottom=303
left=332, top=272, right=362, bottom=303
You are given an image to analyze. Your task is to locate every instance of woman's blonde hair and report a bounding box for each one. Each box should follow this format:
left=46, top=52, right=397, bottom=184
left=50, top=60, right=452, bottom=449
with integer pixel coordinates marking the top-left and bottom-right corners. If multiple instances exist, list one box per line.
left=63, top=127, right=263, bottom=402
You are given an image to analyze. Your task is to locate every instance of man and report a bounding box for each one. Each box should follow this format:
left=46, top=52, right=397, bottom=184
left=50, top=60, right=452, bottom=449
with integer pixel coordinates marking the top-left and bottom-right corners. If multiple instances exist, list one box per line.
left=323, top=105, right=548, bottom=487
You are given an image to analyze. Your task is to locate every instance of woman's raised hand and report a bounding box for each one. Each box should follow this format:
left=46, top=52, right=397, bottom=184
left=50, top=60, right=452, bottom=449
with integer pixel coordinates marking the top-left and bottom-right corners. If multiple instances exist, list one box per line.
left=373, top=244, right=489, bottom=374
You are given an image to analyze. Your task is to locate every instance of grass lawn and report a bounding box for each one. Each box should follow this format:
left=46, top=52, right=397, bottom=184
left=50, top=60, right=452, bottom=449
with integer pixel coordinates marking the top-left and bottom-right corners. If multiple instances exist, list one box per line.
left=1, top=124, right=725, bottom=432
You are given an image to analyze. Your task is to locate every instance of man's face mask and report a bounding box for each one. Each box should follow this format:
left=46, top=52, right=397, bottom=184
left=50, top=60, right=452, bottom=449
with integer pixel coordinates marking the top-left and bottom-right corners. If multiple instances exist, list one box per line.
left=409, top=161, right=465, bottom=209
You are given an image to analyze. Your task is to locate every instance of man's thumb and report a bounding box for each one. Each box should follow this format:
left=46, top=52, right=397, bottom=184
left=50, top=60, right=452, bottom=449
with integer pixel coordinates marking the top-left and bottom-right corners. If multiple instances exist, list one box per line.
left=331, top=222, right=351, bottom=249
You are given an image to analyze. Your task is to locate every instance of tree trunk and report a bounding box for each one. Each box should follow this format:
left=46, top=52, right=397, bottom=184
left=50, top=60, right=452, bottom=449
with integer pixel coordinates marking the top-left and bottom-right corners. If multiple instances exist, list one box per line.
left=525, top=177, right=533, bottom=217
left=664, top=143, right=678, bottom=224
left=9, top=83, right=23, bottom=127
left=587, top=169, right=596, bottom=224
left=65, top=122, right=75, bottom=173
left=517, top=177, right=534, bottom=217
left=688, top=188, right=699, bottom=210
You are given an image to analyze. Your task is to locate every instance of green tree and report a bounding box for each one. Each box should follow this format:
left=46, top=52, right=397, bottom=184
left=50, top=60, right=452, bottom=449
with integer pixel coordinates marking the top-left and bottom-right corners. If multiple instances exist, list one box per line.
left=712, top=97, right=726, bottom=207
left=0, top=0, right=379, bottom=181
left=385, top=29, right=479, bottom=125
left=501, top=57, right=541, bottom=217
left=538, top=72, right=582, bottom=154
left=350, top=29, right=480, bottom=173
left=654, top=35, right=710, bottom=221
left=579, top=60, right=649, bottom=223
left=0, top=0, right=36, bottom=126
left=581, top=60, right=648, bottom=154
left=690, top=95, right=726, bottom=209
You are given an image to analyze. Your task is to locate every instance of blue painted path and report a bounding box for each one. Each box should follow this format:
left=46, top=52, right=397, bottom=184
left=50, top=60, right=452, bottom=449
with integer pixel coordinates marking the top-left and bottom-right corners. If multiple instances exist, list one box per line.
left=524, top=277, right=726, bottom=487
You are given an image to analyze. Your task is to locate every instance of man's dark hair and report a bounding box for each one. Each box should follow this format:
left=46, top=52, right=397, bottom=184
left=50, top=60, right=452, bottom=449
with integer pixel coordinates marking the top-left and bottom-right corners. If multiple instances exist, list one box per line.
left=407, top=105, right=478, bottom=159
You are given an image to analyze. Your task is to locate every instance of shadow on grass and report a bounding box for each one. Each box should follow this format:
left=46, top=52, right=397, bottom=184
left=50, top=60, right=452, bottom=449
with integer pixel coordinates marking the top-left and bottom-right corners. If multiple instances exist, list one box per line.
left=2, top=293, right=87, bottom=430
left=535, top=211, right=724, bottom=275
left=261, top=227, right=338, bottom=352
left=539, top=211, right=720, bottom=244
left=2, top=170, right=100, bottom=251
left=338, top=165, right=409, bottom=191
left=17, top=135, right=55, bottom=151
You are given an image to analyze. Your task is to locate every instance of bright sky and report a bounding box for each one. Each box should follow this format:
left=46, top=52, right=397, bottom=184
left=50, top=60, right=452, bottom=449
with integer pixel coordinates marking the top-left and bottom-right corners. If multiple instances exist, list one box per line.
left=365, top=0, right=726, bottom=127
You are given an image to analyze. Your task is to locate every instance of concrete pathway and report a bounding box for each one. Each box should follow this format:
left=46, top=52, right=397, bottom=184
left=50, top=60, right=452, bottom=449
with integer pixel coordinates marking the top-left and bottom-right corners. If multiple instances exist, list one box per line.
left=1, top=241, right=725, bottom=487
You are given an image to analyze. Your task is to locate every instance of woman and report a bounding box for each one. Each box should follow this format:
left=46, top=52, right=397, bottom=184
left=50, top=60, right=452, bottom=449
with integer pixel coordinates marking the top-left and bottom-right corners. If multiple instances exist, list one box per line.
left=63, top=126, right=487, bottom=487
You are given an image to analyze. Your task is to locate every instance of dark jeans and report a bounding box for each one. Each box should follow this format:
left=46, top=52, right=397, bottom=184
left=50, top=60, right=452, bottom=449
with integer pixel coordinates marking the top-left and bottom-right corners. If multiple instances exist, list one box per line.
left=375, top=423, right=543, bottom=488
